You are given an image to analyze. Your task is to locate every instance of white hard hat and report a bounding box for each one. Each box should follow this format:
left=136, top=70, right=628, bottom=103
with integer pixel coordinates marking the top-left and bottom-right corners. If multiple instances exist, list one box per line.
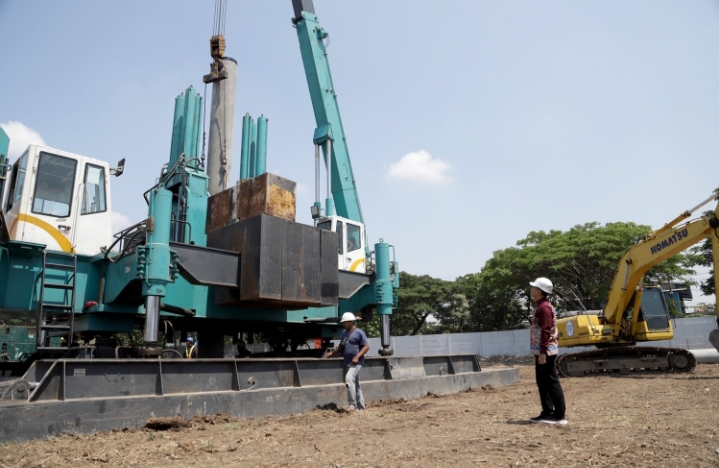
left=529, top=277, right=553, bottom=294
left=340, top=312, right=356, bottom=323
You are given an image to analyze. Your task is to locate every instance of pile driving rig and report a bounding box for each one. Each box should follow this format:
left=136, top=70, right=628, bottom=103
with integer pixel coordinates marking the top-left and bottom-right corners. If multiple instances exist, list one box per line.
left=0, top=0, right=398, bottom=375
left=0, top=2, right=523, bottom=442
left=556, top=193, right=719, bottom=376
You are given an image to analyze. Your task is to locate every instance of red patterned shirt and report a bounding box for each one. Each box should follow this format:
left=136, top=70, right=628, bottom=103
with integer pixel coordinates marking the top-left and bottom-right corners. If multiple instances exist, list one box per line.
left=530, top=298, right=558, bottom=356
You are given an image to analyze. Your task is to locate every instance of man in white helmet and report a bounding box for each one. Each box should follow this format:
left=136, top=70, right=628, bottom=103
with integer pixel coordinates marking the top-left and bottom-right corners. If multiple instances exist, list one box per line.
left=325, top=312, right=370, bottom=412
left=528, top=277, right=567, bottom=425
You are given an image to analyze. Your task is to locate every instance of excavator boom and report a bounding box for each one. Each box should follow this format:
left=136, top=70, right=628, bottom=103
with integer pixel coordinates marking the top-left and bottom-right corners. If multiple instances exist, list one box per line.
left=604, top=204, right=719, bottom=330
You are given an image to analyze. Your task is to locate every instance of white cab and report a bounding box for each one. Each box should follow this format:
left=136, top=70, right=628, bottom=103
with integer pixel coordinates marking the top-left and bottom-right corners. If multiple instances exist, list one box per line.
left=316, top=215, right=366, bottom=273
left=1, top=145, right=113, bottom=256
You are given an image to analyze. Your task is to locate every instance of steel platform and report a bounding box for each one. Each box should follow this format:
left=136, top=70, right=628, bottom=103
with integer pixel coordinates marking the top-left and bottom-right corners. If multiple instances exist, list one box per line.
left=0, top=355, right=519, bottom=442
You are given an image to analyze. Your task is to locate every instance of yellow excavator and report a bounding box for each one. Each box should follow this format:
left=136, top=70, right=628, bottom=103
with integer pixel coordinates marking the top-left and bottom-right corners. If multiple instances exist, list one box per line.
left=556, top=192, right=719, bottom=376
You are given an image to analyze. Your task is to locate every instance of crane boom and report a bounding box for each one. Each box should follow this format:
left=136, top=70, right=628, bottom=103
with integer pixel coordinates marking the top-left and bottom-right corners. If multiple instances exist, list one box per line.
left=292, top=0, right=363, bottom=223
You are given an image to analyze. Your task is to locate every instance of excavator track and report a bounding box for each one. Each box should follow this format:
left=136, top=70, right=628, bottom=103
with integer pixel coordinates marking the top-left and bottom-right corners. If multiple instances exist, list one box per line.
left=557, top=346, right=696, bottom=377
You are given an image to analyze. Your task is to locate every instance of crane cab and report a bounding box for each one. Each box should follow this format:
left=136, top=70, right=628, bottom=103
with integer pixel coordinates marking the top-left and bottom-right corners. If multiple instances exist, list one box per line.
left=1, top=145, right=114, bottom=256
left=316, top=215, right=366, bottom=273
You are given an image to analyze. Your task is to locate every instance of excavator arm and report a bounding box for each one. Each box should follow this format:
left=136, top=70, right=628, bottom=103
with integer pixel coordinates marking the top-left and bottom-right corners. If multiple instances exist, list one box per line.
left=603, top=196, right=719, bottom=335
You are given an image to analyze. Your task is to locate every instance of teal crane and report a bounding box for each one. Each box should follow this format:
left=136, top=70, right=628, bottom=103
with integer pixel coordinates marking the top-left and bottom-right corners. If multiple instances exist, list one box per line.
left=292, top=0, right=362, bottom=223
left=292, top=0, right=397, bottom=354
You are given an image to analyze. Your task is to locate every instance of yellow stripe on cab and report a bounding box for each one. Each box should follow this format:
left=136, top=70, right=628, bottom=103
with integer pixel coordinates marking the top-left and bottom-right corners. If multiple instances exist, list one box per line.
left=16, top=213, right=75, bottom=253
left=349, top=258, right=365, bottom=272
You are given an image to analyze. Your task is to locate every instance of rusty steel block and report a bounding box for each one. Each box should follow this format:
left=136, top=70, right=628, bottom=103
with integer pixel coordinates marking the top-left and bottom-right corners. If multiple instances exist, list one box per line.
left=206, top=186, right=235, bottom=234
left=206, top=173, right=297, bottom=235
left=238, top=173, right=296, bottom=223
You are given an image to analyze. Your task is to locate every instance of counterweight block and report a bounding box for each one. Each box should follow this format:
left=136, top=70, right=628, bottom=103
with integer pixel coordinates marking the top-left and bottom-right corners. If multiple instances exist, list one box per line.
left=208, top=214, right=339, bottom=309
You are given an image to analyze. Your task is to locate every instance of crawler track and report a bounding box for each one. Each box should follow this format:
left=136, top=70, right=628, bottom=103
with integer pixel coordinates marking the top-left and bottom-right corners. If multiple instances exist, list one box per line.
left=557, top=346, right=696, bottom=377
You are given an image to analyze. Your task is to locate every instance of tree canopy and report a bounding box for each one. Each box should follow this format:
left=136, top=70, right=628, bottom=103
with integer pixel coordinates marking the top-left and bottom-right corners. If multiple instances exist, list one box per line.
left=689, top=238, right=715, bottom=297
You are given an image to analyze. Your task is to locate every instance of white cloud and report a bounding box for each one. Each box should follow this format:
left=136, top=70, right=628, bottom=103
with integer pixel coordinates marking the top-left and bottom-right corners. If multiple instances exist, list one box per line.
left=296, top=182, right=309, bottom=195
left=387, top=150, right=452, bottom=184
left=111, top=211, right=133, bottom=233
left=0, top=121, right=47, bottom=160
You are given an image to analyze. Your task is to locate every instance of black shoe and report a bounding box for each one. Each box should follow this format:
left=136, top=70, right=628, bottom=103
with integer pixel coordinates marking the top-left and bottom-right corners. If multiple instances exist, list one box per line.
left=541, top=415, right=567, bottom=425
left=529, top=414, right=545, bottom=423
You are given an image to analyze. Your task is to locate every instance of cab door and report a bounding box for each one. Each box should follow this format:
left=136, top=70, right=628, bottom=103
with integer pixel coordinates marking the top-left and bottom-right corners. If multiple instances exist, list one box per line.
left=316, top=216, right=366, bottom=272
left=3, top=150, right=30, bottom=237
left=72, top=160, right=113, bottom=255
left=344, top=221, right=365, bottom=273
left=22, top=149, right=79, bottom=253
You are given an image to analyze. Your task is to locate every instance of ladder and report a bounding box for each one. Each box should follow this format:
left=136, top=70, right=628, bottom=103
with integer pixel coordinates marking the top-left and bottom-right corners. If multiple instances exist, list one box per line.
left=36, top=250, right=77, bottom=352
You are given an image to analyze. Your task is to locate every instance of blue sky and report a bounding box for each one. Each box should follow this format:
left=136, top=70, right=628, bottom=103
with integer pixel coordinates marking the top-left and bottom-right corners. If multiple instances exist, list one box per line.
left=1, top=1, right=717, bottom=305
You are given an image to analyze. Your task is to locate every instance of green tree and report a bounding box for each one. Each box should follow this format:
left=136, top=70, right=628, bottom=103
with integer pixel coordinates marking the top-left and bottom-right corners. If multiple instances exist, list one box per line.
left=432, top=289, right=471, bottom=334
left=686, top=190, right=719, bottom=297
left=390, top=272, right=455, bottom=336
left=361, top=312, right=382, bottom=338
left=689, top=238, right=715, bottom=297
left=459, top=249, right=530, bottom=331
left=466, top=222, right=696, bottom=331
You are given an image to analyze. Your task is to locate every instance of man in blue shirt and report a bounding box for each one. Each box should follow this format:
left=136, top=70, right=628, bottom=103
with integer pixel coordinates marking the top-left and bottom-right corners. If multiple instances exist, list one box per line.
left=325, top=312, right=370, bottom=412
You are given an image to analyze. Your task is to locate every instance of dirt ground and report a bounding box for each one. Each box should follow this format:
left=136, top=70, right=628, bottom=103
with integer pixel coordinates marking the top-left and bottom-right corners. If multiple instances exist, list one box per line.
left=2, top=362, right=719, bottom=468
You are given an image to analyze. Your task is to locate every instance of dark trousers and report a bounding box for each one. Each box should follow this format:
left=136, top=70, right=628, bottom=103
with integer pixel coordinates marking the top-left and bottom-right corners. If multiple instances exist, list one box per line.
left=535, top=355, right=566, bottom=419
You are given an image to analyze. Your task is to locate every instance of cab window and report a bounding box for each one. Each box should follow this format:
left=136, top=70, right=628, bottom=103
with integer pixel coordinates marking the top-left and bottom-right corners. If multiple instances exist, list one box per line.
left=5, top=151, right=28, bottom=211
left=317, top=221, right=331, bottom=231
left=347, top=223, right=361, bottom=252
left=336, top=221, right=344, bottom=255
left=641, top=288, right=671, bottom=330
left=32, top=152, right=77, bottom=217
left=81, top=164, right=107, bottom=214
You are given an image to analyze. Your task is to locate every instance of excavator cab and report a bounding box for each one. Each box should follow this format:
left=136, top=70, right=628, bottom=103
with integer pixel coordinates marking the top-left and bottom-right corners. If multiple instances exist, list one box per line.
left=316, top=215, right=366, bottom=273
left=0, top=145, right=114, bottom=255
left=637, top=287, right=671, bottom=330
left=633, top=287, right=674, bottom=341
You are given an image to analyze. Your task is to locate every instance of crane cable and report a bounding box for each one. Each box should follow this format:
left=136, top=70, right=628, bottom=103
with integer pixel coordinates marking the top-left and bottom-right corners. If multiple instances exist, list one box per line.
left=205, top=0, right=228, bottom=170
left=213, top=0, right=227, bottom=37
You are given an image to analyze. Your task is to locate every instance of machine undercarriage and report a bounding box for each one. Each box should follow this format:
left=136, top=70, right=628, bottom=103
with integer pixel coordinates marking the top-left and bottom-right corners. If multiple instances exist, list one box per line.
left=556, top=345, right=696, bottom=377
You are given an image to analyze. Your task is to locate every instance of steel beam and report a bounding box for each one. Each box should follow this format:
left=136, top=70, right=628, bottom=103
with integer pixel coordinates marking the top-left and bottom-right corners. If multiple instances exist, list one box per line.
left=0, top=355, right=519, bottom=442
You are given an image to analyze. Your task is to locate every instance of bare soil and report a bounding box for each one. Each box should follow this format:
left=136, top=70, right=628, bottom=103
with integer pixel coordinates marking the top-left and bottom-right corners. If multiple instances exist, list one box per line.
left=2, top=363, right=719, bottom=467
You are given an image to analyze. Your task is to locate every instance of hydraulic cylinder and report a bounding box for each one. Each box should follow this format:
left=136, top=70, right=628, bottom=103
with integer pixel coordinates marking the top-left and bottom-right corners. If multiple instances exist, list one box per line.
left=249, top=119, right=257, bottom=178
left=375, top=241, right=393, bottom=355
left=169, top=87, right=203, bottom=168
left=240, top=114, right=252, bottom=180
left=256, top=116, right=268, bottom=176
left=142, top=186, right=173, bottom=343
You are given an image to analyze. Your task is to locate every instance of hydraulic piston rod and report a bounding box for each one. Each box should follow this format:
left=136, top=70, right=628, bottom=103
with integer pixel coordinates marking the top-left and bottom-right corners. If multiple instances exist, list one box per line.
left=381, top=315, right=391, bottom=353
left=315, top=144, right=320, bottom=206
left=325, top=139, right=334, bottom=216
left=144, top=296, right=161, bottom=343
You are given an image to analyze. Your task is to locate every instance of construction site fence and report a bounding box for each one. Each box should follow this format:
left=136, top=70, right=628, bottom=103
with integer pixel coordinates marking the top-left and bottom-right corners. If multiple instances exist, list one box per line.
left=364, top=316, right=719, bottom=358
left=215, top=317, right=717, bottom=358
